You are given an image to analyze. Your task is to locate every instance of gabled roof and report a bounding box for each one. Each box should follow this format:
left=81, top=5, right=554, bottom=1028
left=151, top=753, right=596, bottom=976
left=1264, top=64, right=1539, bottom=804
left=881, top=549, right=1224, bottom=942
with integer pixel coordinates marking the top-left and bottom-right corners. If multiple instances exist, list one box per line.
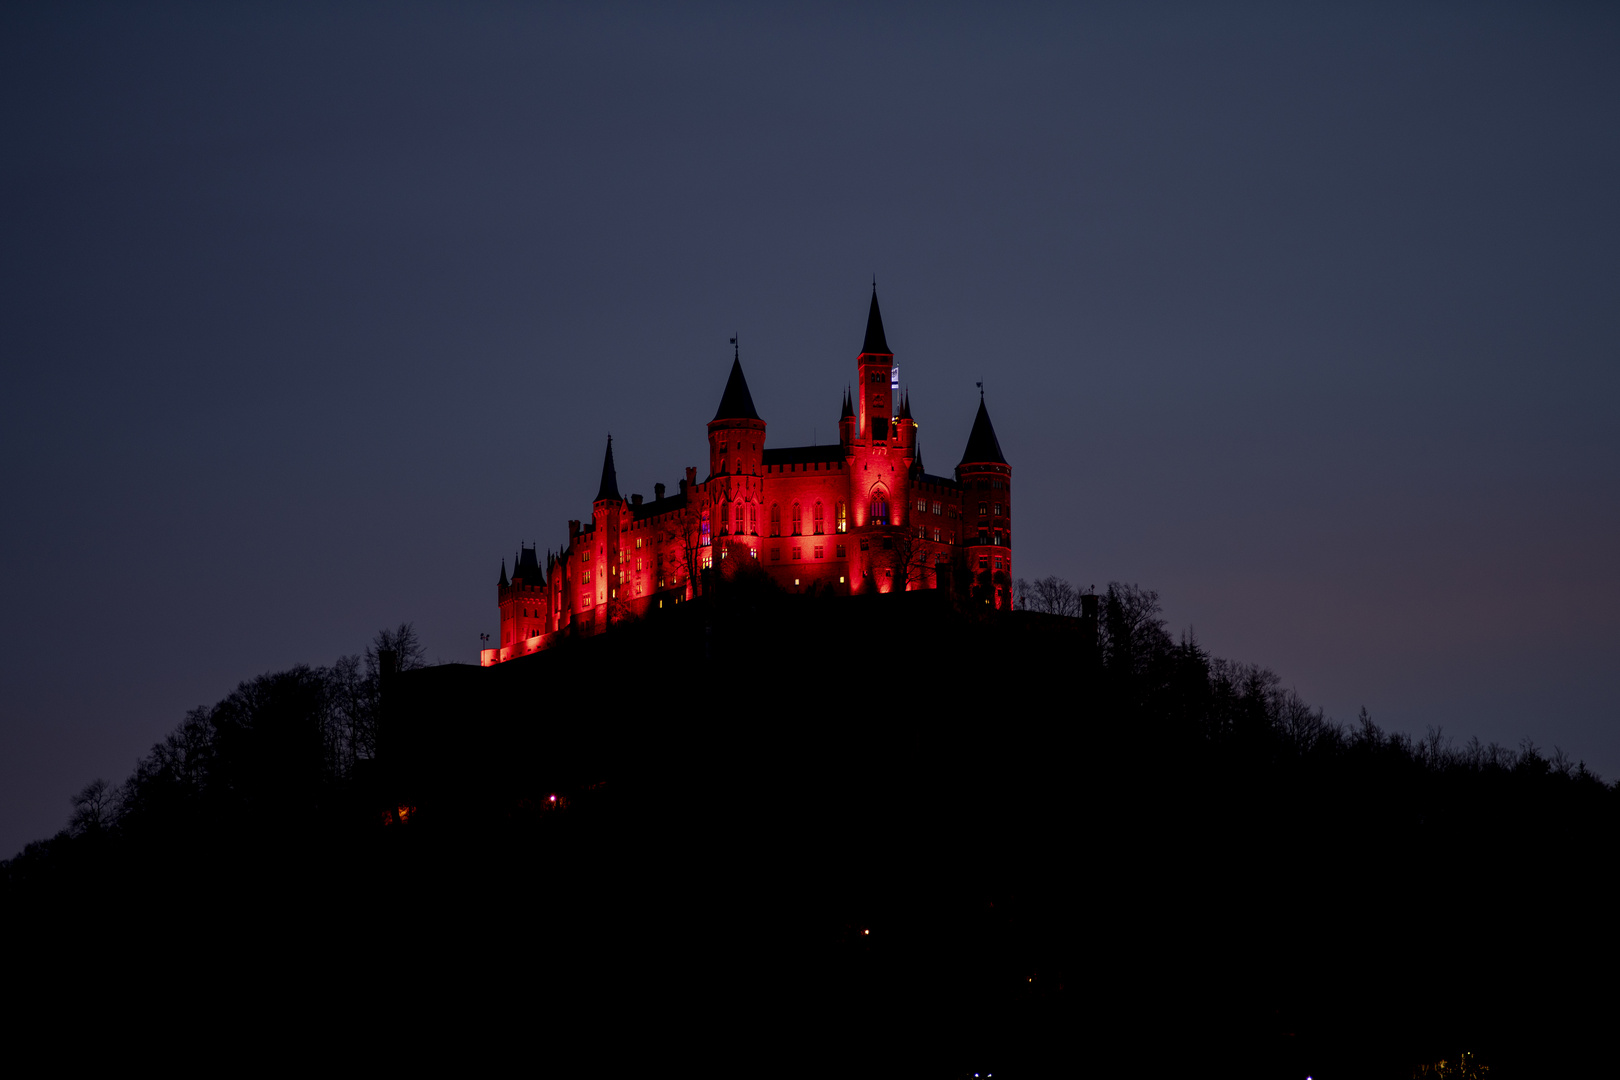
left=861, top=287, right=891, bottom=356
left=594, top=436, right=622, bottom=503
left=712, top=356, right=761, bottom=422
left=630, top=488, right=688, bottom=522
left=763, top=444, right=846, bottom=466
left=957, top=395, right=1007, bottom=467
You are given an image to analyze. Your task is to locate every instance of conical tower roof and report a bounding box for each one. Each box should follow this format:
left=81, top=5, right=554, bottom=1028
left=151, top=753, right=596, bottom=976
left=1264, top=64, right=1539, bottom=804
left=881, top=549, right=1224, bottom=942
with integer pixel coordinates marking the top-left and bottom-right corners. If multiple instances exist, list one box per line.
left=861, top=286, right=891, bottom=355
left=499, top=559, right=509, bottom=587
left=712, top=354, right=761, bottom=422
left=514, top=545, right=544, bottom=585
left=594, top=436, right=622, bottom=503
left=958, top=395, right=1007, bottom=466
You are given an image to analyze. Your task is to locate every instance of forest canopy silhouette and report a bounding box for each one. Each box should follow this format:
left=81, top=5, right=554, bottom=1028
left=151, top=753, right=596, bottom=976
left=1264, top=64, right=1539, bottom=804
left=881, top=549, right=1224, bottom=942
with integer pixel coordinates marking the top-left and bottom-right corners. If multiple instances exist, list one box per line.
left=4, top=584, right=1614, bottom=1076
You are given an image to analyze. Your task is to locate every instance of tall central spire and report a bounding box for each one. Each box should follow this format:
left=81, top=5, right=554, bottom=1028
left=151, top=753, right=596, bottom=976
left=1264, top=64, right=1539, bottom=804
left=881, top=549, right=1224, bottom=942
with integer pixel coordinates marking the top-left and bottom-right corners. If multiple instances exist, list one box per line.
left=861, top=284, right=891, bottom=356
left=594, top=435, right=621, bottom=503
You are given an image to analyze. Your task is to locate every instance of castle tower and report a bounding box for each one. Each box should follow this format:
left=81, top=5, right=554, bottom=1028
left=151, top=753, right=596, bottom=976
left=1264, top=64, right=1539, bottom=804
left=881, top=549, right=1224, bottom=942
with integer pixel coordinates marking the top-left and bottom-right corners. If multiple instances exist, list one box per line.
left=499, top=545, right=548, bottom=647
left=707, top=345, right=766, bottom=557
left=846, top=286, right=914, bottom=593
left=589, top=436, right=625, bottom=633
left=956, top=392, right=1011, bottom=608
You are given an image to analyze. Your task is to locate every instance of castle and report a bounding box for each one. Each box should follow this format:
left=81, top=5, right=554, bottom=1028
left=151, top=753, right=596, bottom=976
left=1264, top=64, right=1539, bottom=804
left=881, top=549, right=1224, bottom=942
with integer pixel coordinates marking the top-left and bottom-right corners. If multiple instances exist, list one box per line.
left=481, top=287, right=1011, bottom=666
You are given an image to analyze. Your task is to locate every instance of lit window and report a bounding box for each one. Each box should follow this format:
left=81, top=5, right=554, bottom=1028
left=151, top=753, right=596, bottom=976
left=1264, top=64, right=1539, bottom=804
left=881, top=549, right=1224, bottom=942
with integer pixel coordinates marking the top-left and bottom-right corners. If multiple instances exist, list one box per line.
left=979, top=503, right=988, bottom=516
left=916, top=497, right=927, bottom=513
left=636, top=537, right=642, bottom=549
left=836, top=502, right=847, bottom=533
left=701, top=510, right=711, bottom=546
left=993, top=503, right=1002, bottom=516
left=932, top=528, right=941, bottom=542
left=871, top=495, right=888, bottom=526
left=932, top=501, right=941, bottom=515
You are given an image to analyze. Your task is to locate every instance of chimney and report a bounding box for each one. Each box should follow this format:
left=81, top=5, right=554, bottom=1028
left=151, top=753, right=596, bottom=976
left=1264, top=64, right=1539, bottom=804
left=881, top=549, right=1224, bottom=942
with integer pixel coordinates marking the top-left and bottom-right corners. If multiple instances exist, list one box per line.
left=686, top=466, right=697, bottom=486
left=631, top=493, right=643, bottom=506
left=655, top=482, right=666, bottom=501
left=568, top=520, right=580, bottom=540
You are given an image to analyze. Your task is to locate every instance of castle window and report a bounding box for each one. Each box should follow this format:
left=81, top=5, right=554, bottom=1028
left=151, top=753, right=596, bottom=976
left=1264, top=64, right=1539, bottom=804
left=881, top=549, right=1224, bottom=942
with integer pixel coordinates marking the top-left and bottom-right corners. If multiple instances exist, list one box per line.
left=771, top=504, right=781, bottom=537
left=916, top=498, right=927, bottom=513
left=836, top=544, right=845, bottom=558
left=916, top=525, right=926, bottom=539
left=979, top=503, right=988, bottom=517
left=635, top=557, right=642, bottom=572
left=792, top=502, right=802, bottom=535
left=871, top=495, right=888, bottom=526
left=932, top=501, right=941, bottom=515
left=721, top=502, right=730, bottom=534
left=932, top=528, right=941, bottom=542
left=813, top=501, right=824, bottom=535
left=979, top=529, right=989, bottom=545
left=701, top=510, right=711, bottom=547
left=792, top=547, right=801, bottom=561
left=814, top=545, right=823, bottom=559
left=993, top=503, right=1002, bottom=516
left=994, top=558, right=1003, bottom=570
left=719, top=442, right=727, bottom=454
left=771, top=547, right=780, bottom=561
left=836, top=502, right=847, bottom=533
left=979, top=557, right=989, bottom=570
left=636, top=537, right=642, bottom=549
left=750, top=506, right=757, bottom=535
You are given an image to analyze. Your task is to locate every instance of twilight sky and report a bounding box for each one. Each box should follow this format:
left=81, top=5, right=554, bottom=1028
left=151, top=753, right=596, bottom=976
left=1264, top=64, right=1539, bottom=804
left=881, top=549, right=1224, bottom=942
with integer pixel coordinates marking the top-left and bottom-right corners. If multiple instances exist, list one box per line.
left=3, top=3, right=1618, bottom=857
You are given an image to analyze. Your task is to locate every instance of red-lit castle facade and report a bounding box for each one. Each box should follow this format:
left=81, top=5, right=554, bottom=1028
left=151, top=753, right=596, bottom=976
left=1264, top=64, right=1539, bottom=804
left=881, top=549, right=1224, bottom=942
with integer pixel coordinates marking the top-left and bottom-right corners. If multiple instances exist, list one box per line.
left=482, top=288, right=1012, bottom=666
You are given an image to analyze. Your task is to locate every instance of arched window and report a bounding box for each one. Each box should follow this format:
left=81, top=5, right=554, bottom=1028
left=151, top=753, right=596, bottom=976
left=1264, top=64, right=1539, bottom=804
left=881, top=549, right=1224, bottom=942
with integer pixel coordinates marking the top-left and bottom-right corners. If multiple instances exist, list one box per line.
left=720, top=501, right=730, bottom=534
left=749, top=505, right=757, bottom=535
left=836, top=501, right=847, bottom=534
left=700, top=510, right=711, bottom=547
left=770, top=504, right=781, bottom=537
left=792, top=502, right=803, bottom=535
left=871, top=494, right=888, bottom=526
left=813, top=501, right=824, bottom=535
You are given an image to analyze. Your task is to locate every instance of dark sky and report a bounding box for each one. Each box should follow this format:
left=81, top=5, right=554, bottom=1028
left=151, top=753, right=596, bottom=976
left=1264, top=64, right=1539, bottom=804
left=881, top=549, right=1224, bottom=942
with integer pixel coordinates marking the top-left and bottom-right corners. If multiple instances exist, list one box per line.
left=3, top=3, right=1618, bottom=857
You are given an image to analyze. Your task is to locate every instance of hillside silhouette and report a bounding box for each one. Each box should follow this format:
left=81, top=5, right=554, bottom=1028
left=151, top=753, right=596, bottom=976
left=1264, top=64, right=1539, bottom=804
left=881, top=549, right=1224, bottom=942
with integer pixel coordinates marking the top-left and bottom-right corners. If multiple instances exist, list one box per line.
left=5, top=572, right=1615, bottom=1075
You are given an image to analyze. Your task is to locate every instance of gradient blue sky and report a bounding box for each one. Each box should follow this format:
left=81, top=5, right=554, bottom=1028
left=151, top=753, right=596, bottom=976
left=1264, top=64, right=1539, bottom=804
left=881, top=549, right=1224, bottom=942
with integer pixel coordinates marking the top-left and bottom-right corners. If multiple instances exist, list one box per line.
left=3, top=2, right=1618, bottom=857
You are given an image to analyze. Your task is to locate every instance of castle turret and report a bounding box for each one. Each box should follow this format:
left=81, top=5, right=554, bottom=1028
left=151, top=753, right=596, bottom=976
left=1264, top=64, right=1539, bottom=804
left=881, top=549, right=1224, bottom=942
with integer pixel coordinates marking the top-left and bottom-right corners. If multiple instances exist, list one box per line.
left=956, top=392, right=1012, bottom=608
left=589, top=436, right=625, bottom=632
left=706, top=343, right=766, bottom=550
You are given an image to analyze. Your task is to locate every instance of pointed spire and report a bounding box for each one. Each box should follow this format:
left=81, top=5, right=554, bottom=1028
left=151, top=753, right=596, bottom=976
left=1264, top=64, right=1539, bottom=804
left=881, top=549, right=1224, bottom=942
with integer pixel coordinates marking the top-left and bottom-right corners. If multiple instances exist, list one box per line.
left=898, top=389, right=912, bottom=420
left=861, top=284, right=891, bottom=356
left=841, top=384, right=855, bottom=420
left=958, top=395, right=1008, bottom=466
left=499, top=558, right=509, bottom=587
left=594, top=435, right=622, bottom=503
left=712, top=355, right=761, bottom=422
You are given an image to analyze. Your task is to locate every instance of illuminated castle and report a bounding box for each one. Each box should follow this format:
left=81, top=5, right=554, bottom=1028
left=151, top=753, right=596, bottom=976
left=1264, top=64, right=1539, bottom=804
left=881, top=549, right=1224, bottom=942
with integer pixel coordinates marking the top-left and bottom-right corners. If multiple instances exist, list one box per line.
left=482, top=287, right=1011, bottom=665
